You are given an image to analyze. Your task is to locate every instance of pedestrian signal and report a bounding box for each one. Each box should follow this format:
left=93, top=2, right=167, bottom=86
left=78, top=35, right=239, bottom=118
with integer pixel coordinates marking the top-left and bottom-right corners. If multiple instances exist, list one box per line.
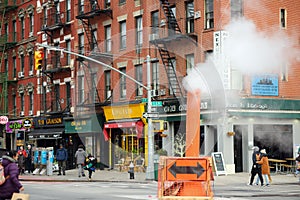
left=34, top=50, right=44, bottom=70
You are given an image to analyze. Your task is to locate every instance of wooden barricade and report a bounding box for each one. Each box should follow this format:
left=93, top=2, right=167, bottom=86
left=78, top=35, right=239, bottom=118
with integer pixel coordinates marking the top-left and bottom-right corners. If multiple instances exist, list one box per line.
left=158, top=156, right=214, bottom=200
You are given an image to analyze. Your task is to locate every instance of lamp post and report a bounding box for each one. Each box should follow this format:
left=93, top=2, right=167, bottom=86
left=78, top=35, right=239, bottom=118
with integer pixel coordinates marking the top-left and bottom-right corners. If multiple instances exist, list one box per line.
left=36, top=43, right=154, bottom=180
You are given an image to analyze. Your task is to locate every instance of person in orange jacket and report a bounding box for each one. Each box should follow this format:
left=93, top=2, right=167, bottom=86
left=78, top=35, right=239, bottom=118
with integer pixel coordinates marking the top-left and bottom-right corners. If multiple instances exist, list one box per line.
left=256, top=149, right=271, bottom=186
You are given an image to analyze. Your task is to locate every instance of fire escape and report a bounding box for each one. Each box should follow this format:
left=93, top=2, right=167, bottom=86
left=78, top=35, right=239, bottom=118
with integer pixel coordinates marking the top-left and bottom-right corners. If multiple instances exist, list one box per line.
left=75, top=0, right=112, bottom=108
left=0, top=0, right=18, bottom=115
left=41, top=0, right=71, bottom=114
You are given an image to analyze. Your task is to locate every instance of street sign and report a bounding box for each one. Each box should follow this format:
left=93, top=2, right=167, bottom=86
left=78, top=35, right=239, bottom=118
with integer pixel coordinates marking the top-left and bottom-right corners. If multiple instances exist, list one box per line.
left=141, top=98, right=147, bottom=103
left=142, top=112, right=159, bottom=119
left=166, top=158, right=207, bottom=181
left=152, top=101, right=162, bottom=107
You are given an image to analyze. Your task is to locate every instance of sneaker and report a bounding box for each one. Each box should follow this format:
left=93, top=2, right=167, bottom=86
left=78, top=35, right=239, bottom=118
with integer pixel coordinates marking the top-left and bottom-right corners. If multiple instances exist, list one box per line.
left=266, top=184, right=270, bottom=186
left=57, top=174, right=62, bottom=176
left=82, top=174, right=85, bottom=177
left=247, top=183, right=253, bottom=186
left=78, top=175, right=81, bottom=178
left=255, top=183, right=258, bottom=186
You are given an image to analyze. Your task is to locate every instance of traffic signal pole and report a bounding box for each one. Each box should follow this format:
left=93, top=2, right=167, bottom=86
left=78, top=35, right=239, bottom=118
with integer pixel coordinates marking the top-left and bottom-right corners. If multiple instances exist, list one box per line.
left=36, top=43, right=155, bottom=180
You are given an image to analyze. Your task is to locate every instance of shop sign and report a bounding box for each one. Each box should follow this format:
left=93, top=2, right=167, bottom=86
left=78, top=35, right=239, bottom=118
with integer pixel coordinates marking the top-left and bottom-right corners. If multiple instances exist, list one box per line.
left=6, top=120, right=24, bottom=133
left=23, top=118, right=33, bottom=129
left=0, top=116, right=8, bottom=124
left=163, top=101, right=208, bottom=114
left=103, top=103, right=145, bottom=121
left=35, top=117, right=63, bottom=128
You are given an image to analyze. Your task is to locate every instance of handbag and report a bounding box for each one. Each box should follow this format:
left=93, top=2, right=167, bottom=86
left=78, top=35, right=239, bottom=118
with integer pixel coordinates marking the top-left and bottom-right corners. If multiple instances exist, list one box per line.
left=11, top=192, right=30, bottom=200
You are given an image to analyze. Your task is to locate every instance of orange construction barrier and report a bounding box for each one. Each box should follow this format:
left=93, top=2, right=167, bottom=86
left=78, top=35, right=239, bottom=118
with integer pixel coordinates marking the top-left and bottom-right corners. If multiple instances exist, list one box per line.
left=158, top=156, right=214, bottom=200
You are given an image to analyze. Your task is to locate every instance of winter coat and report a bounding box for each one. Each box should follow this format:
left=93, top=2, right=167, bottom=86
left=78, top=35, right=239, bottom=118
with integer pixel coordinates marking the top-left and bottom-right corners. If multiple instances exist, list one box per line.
left=56, top=148, right=68, bottom=161
left=0, top=155, right=23, bottom=199
left=75, top=148, right=87, bottom=165
left=84, top=155, right=97, bottom=171
left=257, top=154, right=270, bottom=175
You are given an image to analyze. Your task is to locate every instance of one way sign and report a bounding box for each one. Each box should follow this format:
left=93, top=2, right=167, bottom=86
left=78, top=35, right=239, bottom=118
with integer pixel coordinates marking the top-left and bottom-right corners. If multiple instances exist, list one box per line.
left=142, top=112, right=159, bottom=119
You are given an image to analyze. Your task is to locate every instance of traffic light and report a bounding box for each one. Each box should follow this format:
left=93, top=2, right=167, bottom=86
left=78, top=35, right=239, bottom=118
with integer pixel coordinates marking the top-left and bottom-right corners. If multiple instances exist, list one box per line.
left=34, top=50, right=44, bottom=70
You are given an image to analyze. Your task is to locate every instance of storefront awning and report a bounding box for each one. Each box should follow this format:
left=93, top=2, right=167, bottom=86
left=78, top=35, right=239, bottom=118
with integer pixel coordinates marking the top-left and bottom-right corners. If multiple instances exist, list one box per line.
left=28, top=128, right=64, bottom=140
left=103, top=119, right=144, bottom=141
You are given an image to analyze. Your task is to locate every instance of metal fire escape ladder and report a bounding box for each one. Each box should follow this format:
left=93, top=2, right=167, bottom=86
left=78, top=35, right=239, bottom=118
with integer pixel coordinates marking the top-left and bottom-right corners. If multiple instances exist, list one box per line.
left=156, top=42, right=183, bottom=98
left=81, top=19, right=99, bottom=53
left=0, top=7, right=7, bottom=115
left=160, top=0, right=181, bottom=34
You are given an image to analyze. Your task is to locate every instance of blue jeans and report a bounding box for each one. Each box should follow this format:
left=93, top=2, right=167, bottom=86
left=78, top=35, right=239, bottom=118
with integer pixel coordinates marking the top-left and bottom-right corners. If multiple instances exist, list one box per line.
left=256, top=174, right=269, bottom=185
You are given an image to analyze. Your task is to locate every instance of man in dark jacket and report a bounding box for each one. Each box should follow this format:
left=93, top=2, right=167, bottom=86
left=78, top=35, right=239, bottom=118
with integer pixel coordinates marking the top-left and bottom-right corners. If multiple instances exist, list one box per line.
left=56, top=144, right=68, bottom=176
left=0, top=151, right=24, bottom=200
left=249, top=146, right=264, bottom=186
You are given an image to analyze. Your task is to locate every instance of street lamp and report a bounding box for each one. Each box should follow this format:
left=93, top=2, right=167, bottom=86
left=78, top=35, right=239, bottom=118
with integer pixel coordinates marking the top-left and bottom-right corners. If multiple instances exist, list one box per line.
left=36, top=43, right=155, bottom=180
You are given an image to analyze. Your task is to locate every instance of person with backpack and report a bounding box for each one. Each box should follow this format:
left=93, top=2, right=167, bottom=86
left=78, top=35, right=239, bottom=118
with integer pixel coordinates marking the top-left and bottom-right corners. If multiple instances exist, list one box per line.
left=56, top=144, right=68, bottom=176
left=75, top=144, right=87, bottom=178
left=0, top=150, right=24, bottom=200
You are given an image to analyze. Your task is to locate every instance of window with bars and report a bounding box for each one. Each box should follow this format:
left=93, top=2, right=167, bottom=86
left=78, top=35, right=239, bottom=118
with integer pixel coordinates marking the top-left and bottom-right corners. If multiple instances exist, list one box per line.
left=186, top=1, right=194, bottom=33
left=205, top=0, right=214, bottom=29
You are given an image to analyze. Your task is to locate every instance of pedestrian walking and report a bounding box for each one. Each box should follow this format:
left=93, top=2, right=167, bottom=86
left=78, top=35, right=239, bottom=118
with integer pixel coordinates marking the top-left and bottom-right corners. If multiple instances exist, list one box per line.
left=17, top=146, right=27, bottom=175
left=56, top=144, right=68, bottom=176
left=0, top=151, right=25, bottom=200
left=249, top=146, right=264, bottom=186
left=75, top=144, right=87, bottom=177
left=25, top=144, right=33, bottom=174
left=84, top=153, right=97, bottom=180
left=255, top=149, right=271, bottom=186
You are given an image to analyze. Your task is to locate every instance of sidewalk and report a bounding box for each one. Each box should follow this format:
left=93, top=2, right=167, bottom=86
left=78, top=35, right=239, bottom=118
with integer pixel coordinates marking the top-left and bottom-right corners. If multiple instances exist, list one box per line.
left=19, top=168, right=300, bottom=185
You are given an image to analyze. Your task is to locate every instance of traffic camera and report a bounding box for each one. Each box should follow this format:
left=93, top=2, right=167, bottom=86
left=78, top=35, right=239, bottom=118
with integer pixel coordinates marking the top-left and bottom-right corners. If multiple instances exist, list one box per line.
left=34, top=50, right=44, bottom=70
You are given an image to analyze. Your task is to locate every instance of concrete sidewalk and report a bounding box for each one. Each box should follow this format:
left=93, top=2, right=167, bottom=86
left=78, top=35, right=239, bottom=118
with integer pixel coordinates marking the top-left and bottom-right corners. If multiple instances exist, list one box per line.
left=19, top=168, right=300, bottom=185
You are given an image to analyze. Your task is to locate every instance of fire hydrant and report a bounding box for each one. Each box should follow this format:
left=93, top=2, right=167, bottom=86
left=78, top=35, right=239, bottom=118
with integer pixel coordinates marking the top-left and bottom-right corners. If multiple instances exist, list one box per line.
left=128, top=161, right=134, bottom=179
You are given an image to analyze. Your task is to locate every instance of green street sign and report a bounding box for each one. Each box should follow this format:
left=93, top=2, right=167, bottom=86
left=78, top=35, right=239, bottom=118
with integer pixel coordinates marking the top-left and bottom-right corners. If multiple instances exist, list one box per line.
left=152, top=101, right=162, bottom=107
left=141, top=98, right=148, bottom=103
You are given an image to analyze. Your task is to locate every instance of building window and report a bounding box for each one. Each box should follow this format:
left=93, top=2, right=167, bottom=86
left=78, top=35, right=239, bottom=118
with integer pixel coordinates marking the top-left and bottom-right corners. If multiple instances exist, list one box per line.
left=186, top=1, right=194, bottom=33
left=186, top=54, right=194, bottom=75
left=66, top=82, right=71, bottom=111
left=205, top=0, right=214, bottom=29
left=205, top=50, right=213, bottom=62
left=135, top=64, right=143, bottom=96
left=54, top=43, right=60, bottom=68
left=29, top=13, right=34, bottom=36
left=120, top=67, right=126, bottom=99
left=20, top=54, right=24, bottom=72
left=152, top=62, right=159, bottom=90
left=20, top=93, right=24, bottom=112
left=78, top=33, right=84, bottom=55
left=13, top=20, right=16, bottom=41
left=66, top=39, right=71, bottom=65
left=136, top=16, right=143, bottom=49
left=13, top=94, right=16, bottom=116
left=91, top=72, right=98, bottom=103
left=78, top=75, right=84, bottom=104
left=4, top=23, right=8, bottom=38
left=4, top=59, right=8, bottom=73
left=79, top=0, right=84, bottom=14
left=66, top=0, right=71, bottom=22
left=120, top=21, right=126, bottom=50
left=231, top=0, right=243, bottom=19
left=105, top=71, right=111, bottom=99
left=20, top=17, right=25, bottom=39
left=105, top=0, right=111, bottom=8
left=29, top=92, right=33, bottom=112
left=92, top=29, right=98, bottom=50
left=280, top=9, right=286, bottom=28
left=119, top=0, right=126, bottom=5
left=29, top=51, right=34, bottom=72
left=151, top=11, right=159, bottom=34
left=55, top=84, right=60, bottom=111
left=13, top=57, right=16, bottom=78
left=281, top=63, right=288, bottom=81
left=169, top=59, right=176, bottom=95
left=105, top=25, right=112, bottom=52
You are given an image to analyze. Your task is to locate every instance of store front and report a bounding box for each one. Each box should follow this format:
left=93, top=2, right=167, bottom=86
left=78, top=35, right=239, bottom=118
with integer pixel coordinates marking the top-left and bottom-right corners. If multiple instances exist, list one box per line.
left=64, top=114, right=105, bottom=169
left=103, top=103, right=145, bottom=169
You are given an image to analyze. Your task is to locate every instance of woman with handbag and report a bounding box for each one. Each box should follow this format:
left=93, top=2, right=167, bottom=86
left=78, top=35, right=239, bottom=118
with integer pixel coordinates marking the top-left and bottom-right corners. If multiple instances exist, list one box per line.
left=0, top=150, right=24, bottom=200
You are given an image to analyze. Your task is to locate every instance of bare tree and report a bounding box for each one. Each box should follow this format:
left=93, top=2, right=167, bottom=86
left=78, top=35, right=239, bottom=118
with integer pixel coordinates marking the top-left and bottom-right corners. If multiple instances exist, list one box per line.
left=174, top=132, right=186, bottom=157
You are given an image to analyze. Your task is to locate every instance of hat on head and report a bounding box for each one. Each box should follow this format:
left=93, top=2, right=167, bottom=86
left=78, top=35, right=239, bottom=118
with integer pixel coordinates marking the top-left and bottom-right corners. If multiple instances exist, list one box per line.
left=260, top=149, right=267, bottom=154
left=252, top=146, right=259, bottom=151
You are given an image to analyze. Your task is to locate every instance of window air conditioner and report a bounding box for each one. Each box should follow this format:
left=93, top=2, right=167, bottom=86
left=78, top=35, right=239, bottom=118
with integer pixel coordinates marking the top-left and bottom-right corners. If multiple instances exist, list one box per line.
left=18, top=71, right=24, bottom=78
left=29, top=70, right=34, bottom=76
left=20, top=111, right=24, bottom=116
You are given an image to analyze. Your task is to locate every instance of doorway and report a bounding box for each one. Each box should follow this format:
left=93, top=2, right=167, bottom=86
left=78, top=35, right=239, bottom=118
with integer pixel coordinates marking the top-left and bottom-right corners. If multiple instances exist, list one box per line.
left=234, top=125, right=246, bottom=172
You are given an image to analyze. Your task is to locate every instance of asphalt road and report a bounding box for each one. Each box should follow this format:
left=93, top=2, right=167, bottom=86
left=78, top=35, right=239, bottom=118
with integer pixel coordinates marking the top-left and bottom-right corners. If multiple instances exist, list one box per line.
left=22, top=181, right=158, bottom=200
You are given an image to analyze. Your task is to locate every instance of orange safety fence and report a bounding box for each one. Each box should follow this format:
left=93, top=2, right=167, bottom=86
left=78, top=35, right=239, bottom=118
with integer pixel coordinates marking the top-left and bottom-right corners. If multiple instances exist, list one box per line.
left=158, top=156, right=214, bottom=200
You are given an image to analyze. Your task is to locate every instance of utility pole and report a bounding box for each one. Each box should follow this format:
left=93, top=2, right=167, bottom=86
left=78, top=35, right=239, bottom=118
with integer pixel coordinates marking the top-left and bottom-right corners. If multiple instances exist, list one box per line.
left=36, top=43, right=155, bottom=180
left=145, top=55, right=154, bottom=180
